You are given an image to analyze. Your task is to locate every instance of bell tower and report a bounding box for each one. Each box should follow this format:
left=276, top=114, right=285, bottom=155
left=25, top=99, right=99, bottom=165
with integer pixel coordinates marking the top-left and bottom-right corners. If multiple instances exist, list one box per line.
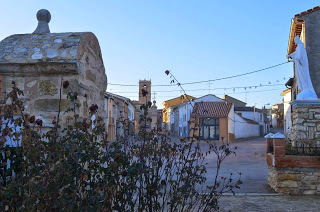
left=139, top=80, right=151, bottom=103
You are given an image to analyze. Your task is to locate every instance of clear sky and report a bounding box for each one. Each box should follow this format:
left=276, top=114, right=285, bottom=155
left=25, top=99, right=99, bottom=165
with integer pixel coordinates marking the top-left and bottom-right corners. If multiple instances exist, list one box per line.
left=1, top=0, right=319, bottom=109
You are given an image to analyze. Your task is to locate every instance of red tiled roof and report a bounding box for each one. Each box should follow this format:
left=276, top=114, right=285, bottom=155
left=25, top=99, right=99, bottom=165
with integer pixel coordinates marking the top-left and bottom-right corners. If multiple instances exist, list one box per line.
left=295, top=5, right=320, bottom=18
left=191, top=102, right=232, bottom=118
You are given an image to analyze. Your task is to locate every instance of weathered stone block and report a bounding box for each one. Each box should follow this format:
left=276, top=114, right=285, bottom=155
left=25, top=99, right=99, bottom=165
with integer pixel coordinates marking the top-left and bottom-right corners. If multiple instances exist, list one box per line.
left=277, top=180, right=298, bottom=188
left=308, top=127, right=315, bottom=139
left=34, top=99, right=71, bottom=112
left=38, top=80, right=57, bottom=96
left=315, top=114, right=320, bottom=119
left=300, top=181, right=316, bottom=190
left=305, top=123, right=316, bottom=127
left=309, top=111, right=315, bottom=119
left=313, top=172, right=320, bottom=176
left=303, top=190, right=316, bottom=195
left=317, top=124, right=320, bottom=131
left=26, top=80, right=37, bottom=88
left=278, top=174, right=300, bottom=181
left=296, top=132, right=307, bottom=140
left=303, top=175, right=318, bottom=181
left=295, top=118, right=305, bottom=124
left=310, top=108, right=320, bottom=113
left=297, top=107, right=309, bottom=113
left=297, top=113, right=309, bottom=119
left=86, top=70, right=96, bottom=82
left=294, top=124, right=307, bottom=131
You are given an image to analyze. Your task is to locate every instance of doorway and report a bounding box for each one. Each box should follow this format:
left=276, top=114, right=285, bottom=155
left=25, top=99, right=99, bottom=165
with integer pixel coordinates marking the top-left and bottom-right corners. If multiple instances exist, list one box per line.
left=200, top=118, right=219, bottom=140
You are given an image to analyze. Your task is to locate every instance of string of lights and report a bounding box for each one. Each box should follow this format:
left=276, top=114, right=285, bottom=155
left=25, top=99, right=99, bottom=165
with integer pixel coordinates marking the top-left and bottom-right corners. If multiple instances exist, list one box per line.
left=109, top=83, right=285, bottom=94
left=117, top=88, right=283, bottom=98
left=108, top=61, right=290, bottom=87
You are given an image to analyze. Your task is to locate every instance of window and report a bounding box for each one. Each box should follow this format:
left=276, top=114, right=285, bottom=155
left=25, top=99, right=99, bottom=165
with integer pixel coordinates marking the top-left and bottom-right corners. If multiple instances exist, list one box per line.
left=199, top=118, right=219, bottom=140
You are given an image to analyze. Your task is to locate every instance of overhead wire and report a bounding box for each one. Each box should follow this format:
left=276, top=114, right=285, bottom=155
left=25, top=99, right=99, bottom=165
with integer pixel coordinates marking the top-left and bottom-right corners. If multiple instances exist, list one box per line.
left=117, top=88, right=284, bottom=98
left=107, top=61, right=290, bottom=87
left=108, top=83, right=284, bottom=94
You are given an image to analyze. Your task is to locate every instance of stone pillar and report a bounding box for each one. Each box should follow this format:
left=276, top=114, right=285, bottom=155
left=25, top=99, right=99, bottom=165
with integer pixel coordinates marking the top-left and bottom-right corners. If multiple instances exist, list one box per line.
left=290, top=100, right=320, bottom=141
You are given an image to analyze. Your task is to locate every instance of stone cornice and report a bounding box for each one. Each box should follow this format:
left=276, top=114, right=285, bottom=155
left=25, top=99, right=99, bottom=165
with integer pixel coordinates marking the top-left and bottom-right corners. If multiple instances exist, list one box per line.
left=0, top=61, right=79, bottom=76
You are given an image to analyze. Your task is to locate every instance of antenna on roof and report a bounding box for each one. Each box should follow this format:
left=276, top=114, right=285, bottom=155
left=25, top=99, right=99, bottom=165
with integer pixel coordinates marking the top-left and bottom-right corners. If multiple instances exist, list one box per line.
left=153, top=91, right=157, bottom=102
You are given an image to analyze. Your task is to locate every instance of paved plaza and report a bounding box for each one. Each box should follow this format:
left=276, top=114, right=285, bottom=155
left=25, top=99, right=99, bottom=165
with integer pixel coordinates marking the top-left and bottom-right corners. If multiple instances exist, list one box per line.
left=172, top=136, right=320, bottom=211
left=219, top=195, right=320, bottom=212
left=203, top=136, right=271, bottom=194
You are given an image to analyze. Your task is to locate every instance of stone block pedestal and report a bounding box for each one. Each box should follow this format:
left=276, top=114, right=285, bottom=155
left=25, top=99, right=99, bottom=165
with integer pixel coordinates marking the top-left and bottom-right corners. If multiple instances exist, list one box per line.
left=290, top=100, right=320, bottom=141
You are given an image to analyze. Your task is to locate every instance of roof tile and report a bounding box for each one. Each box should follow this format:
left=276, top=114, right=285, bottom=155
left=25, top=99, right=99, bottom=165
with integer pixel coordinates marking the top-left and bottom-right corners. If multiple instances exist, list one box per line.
left=295, top=5, right=320, bottom=17
left=191, top=102, right=232, bottom=118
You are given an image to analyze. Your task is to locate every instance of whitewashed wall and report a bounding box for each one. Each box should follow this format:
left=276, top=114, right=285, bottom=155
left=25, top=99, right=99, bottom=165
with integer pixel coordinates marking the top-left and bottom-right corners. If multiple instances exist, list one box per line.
left=234, top=113, right=260, bottom=139
left=239, top=110, right=266, bottom=135
left=228, top=104, right=235, bottom=139
left=283, top=92, right=292, bottom=137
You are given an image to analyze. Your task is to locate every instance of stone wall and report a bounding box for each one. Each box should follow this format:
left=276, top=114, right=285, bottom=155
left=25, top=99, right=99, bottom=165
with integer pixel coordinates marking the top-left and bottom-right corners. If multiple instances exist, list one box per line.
left=266, top=138, right=320, bottom=195
left=0, top=32, right=107, bottom=129
left=268, top=166, right=320, bottom=195
left=291, top=101, right=320, bottom=141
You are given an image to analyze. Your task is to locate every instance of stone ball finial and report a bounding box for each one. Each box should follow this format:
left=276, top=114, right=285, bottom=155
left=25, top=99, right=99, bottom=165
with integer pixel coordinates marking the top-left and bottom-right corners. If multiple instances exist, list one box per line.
left=33, top=9, right=51, bottom=34
left=37, top=9, right=51, bottom=23
left=153, top=100, right=156, bottom=105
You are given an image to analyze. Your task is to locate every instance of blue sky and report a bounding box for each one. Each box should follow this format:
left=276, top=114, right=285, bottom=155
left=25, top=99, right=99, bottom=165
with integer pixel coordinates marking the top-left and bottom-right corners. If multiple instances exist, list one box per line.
left=1, top=0, right=319, bottom=109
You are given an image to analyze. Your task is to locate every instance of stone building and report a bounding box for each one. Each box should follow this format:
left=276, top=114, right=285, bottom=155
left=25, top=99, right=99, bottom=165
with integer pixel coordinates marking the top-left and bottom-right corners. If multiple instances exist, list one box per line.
left=105, top=92, right=135, bottom=141
left=162, top=94, right=195, bottom=131
left=0, top=9, right=107, bottom=129
left=133, top=80, right=158, bottom=131
left=286, top=6, right=320, bottom=141
left=266, top=6, right=320, bottom=196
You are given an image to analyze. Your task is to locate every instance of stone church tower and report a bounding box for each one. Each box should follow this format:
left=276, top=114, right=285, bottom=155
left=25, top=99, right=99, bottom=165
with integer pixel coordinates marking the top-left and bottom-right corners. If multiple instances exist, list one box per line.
left=138, top=80, right=151, bottom=104
left=134, top=80, right=158, bottom=132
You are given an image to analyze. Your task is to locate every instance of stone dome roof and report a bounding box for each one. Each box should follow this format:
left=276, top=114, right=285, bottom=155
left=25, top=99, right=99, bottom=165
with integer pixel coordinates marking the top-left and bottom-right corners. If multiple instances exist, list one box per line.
left=0, top=32, right=102, bottom=63
left=0, top=32, right=103, bottom=76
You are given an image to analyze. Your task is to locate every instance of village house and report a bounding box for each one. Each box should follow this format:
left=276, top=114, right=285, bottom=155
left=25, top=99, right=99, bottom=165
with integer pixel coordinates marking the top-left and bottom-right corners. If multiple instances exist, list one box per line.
left=0, top=9, right=108, bottom=133
left=223, top=95, right=266, bottom=138
left=162, top=94, right=195, bottom=132
left=178, top=94, right=224, bottom=138
left=189, top=101, right=234, bottom=142
left=162, top=93, right=269, bottom=140
left=270, top=103, right=284, bottom=129
left=105, top=92, right=135, bottom=142
left=281, top=88, right=292, bottom=138
left=235, top=106, right=268, bottom=136
left=223, top=95, right=247, bottom=107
